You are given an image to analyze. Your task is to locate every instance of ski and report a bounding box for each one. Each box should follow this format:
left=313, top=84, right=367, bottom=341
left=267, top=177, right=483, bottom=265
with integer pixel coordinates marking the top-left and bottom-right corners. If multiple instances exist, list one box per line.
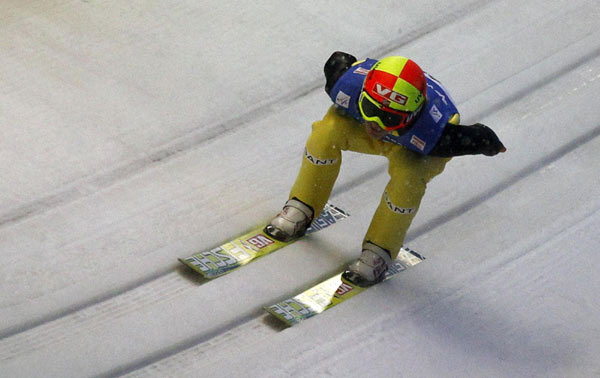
left=178, top=203, right=349, bottom=279
left=264, top=246, right=424, bottom=326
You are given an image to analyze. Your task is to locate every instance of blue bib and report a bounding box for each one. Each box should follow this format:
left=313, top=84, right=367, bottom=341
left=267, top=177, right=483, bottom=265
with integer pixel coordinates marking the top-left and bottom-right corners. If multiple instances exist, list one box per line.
left=329, top=60, right=459, bottom=155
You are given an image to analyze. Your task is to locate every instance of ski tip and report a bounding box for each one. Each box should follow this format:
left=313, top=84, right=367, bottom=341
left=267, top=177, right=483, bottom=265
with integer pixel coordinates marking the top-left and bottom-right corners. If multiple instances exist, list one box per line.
left=324, top=202, right=350, bottom=217
left=401, top=245, right=425, bottom=261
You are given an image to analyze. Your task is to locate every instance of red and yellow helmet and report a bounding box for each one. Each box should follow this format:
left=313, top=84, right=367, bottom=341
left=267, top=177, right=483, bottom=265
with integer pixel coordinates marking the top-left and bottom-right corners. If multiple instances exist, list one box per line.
left=359, top=56, right=427, bottom=131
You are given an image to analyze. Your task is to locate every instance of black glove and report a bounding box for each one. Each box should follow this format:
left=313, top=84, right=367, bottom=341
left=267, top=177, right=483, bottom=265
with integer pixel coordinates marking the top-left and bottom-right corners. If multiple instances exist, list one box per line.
left=324, top=51, right=357, bottom=95
left=468, top=123, right=506, bottom=156
left=429, top=123, right=506, bottom=157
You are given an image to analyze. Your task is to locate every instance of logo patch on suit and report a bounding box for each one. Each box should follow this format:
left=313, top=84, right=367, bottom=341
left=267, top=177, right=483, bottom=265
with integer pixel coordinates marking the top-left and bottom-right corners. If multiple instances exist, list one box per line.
left=410, top=135, right=426, bottom=151
left=353, top=66, right=370, bottom=75
left=384, top=192, right=415, bottom=215
left=335, top=90, right=351, bottom=108
left=429, top=104, right=443, bottom=123
left=304, top=148, right=338, bottom=166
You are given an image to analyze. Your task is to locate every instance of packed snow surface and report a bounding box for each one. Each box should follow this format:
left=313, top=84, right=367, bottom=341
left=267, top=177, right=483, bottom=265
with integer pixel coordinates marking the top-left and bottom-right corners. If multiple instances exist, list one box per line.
left=1, top=1, right=599, bottom=377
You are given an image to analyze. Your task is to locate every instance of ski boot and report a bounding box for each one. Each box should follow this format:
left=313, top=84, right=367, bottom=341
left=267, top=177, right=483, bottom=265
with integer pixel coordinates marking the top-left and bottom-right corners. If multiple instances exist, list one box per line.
left=265, top=198, right=314, bottom=242
left=342, top=242, right=393, bottom=287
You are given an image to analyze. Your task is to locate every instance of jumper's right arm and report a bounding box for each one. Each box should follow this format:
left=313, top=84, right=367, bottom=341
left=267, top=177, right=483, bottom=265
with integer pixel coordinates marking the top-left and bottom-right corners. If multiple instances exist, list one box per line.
left=429, top=123, right=507, bottom=157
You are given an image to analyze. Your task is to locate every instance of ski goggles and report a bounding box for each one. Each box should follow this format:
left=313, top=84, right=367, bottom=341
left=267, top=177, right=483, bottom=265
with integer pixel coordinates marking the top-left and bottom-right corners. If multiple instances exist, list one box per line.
left=358, top=91, right=422, bottom=131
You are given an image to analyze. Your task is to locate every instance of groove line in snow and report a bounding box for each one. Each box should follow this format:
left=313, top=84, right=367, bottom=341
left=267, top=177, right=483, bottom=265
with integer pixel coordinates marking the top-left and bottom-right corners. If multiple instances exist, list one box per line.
left=121, top=123, right=600, bottom=378
left=6, top=2, right=600, bottom=376
left=0, top=0, right=497, bottom=342
left=2, top=42, right=597, bottom=367
left=2, top=1, right=597, bottom=368
left=0, top=0, right=496, bottom=230
left=0, top=271, right=193, bottom=362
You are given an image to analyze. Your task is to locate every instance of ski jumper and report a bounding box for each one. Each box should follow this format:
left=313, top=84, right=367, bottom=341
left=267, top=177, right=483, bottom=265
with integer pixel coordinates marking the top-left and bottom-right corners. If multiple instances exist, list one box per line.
left=289, top=59, right=460, bottom=259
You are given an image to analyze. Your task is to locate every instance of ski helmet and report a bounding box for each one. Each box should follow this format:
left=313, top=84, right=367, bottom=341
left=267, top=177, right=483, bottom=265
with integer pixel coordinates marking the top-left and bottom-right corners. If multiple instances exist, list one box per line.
left=359, top=56, right=427, bottom=131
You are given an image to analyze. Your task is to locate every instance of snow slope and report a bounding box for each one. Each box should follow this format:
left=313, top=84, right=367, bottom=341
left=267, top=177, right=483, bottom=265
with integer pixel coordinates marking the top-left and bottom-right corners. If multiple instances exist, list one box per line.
left=1, top=0, right=599, bottom=377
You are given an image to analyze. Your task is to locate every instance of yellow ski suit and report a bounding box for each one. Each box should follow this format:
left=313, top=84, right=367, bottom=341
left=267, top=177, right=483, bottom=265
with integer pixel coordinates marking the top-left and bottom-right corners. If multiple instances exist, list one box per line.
left=289, top=106, right=460, bottom=259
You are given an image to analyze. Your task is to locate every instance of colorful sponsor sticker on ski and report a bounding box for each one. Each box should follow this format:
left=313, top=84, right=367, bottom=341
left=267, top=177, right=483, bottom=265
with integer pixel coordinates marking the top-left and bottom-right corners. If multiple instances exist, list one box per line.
left=307, top=204, right=349, bottom=233
left=183, top=247, right=240, bottom=277
left=265, top=246, right=425, bottom=326
left=268, top=299, right=316, bottom=324
left=179, top=203, right=349, bottom=279
left=245, top=234, right=275, bottom=249
left=335, top=281, right=354, bottom=296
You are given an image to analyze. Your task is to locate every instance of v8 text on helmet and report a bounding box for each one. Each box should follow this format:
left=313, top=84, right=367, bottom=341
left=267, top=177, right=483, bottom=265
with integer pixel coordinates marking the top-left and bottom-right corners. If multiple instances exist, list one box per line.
left=359, top=56, right=427, bottom=132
